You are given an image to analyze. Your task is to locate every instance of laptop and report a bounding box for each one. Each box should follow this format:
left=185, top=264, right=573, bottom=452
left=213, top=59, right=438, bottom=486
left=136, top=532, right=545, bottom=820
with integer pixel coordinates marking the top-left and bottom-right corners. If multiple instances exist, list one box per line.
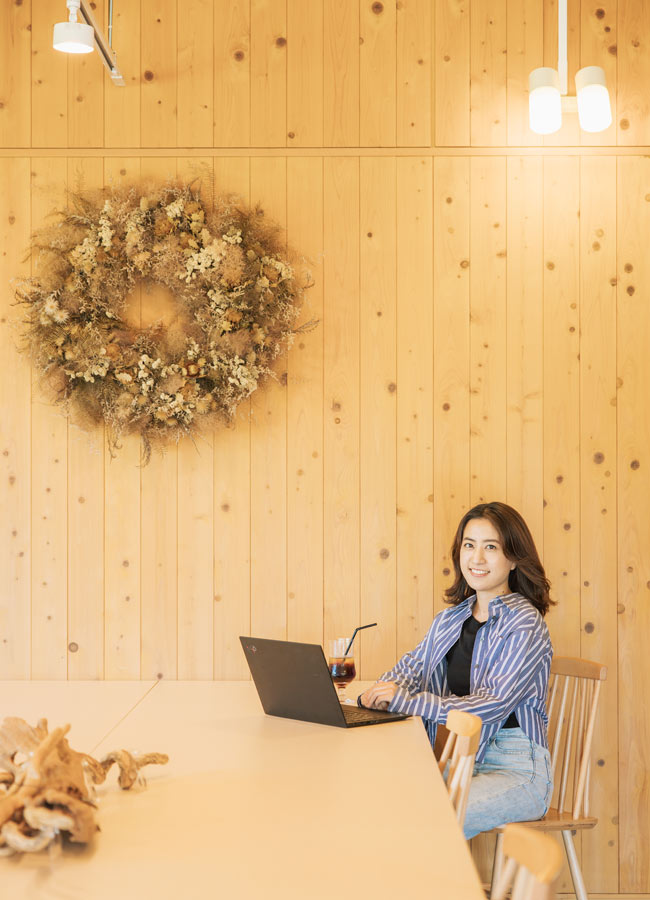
left=240, top=636, right=410, bottom=728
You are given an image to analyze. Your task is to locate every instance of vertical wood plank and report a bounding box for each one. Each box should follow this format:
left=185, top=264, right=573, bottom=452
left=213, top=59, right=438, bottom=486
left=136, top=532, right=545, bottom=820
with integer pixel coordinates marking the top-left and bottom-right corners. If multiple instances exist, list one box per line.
left=250, top=0, right=287, bottom=147
left=543, top=156, right=581, bottom=658
left=469, top=157, right=507, bottom=503
left=506, top=0, right=543, bottom=147
left=0, top=158, right=31, bottom=677
left=324, top=0, right=360, bottom=146
left=139, top=157, right=178, bottom=681
left=617, top=0, right=650, bottom=146
left=103, top=158, right=141, bottom=681
left=360, top=0, right=397, bottom=147
left=432, top=157, right=470, bottom=615
left=30, top=159, right=68, bottom=679
left=213, top=158, right=252, bottom=679
left=66, top=157, right=105, bottom=681
left=360, top=157, right=397, bottom=678
left=250, top=157, right=287, bottom=639
left=617, top=155, right=650, bottom=893
left=177, top=0, right=213, bottom=148
left=396, top=157, right=434, bottom=657
left=176, top=156, right=214, bottom=680
left=32, top=0, right=68, bottom=148
left=141, top=0, right=178, bottom=148
left=0, top=0, right=31, bottom=148
left=396, top=0, right=432, bottom=147
left=435, top=0, right=470, bottom=146
left=579, top=155, right=618, bottom=893
left=470, top=0, right=507, bottom=146
left=506, top=156, right=544, bottom=548
left=68, top=0, right=104, bottom=149
left=580, top=0, right=617, bottom=147
left=323, top=158, right=360, bottom=648
left=287, top=0, right=324, bottom=147
left=104, top=0, right=141, bottom=148
left=214, top=0, right=251, bottom=148
left=286, top=157, right=324, bottom=644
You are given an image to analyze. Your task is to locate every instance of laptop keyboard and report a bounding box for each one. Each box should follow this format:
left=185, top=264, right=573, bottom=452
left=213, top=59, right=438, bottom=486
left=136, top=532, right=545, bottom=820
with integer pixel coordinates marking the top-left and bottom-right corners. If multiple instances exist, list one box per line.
left=342, top=705, right=392, bottom=724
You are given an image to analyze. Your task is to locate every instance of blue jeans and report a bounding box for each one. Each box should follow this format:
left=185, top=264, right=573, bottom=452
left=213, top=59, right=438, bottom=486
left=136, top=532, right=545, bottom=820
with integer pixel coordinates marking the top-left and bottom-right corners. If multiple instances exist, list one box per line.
left=463, top=727, right=553, bottom=840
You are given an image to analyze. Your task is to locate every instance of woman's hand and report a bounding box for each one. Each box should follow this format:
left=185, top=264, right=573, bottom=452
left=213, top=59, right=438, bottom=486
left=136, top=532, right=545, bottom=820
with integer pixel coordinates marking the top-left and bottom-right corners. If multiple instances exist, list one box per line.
left=359, top=681, right=399, bottom=711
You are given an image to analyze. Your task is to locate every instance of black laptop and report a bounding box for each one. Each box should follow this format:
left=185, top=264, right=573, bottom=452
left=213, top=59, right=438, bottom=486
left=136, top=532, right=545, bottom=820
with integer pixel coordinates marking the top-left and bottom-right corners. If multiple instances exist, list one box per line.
left=240, top=636, right=409, bottom=728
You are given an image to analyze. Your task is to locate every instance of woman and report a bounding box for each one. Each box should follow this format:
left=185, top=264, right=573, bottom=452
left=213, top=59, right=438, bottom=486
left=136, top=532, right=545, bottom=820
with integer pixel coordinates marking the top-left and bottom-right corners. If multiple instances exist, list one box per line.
left=359, top=501, right=554, bottom=839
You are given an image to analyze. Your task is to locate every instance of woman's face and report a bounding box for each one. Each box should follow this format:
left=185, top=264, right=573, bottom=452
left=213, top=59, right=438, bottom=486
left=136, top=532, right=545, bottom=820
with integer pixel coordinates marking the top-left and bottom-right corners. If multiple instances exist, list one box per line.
left=459, top=517, right=514, bottom=600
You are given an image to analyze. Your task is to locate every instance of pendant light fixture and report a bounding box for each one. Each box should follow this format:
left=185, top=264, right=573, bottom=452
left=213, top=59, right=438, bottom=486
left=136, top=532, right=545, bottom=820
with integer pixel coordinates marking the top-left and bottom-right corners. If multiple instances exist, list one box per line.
left=529, top=0, right=611, bottom=135
left=53, top=0, right=93, bottom=54
left=53, top=0, right=125, bottom=85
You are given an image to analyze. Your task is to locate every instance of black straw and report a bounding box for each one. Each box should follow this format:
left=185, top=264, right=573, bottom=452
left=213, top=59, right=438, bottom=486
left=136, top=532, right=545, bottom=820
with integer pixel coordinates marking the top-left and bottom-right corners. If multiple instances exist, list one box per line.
left=344, top=623, right=377, bottom=657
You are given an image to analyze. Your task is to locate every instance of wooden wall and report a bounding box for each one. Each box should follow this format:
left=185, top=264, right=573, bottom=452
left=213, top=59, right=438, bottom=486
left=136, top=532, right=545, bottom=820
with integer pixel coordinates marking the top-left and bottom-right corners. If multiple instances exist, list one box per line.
left=0, top=0, right=649, bottom=893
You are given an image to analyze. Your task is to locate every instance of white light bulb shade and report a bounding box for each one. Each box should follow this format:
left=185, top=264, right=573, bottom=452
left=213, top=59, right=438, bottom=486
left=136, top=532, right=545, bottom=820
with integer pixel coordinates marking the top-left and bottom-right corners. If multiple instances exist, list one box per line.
left=528, top=68, right=562, bottom=135
left=53, top=20, right=94, bottom=53
left=575, top=66, right=612, bottom=132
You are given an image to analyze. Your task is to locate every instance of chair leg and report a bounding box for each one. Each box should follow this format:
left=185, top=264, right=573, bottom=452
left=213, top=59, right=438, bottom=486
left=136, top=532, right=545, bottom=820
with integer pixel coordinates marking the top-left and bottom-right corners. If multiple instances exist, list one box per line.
left=489, top=832, right=505, bottom=899
left=561, top=829, right=589, bottom=900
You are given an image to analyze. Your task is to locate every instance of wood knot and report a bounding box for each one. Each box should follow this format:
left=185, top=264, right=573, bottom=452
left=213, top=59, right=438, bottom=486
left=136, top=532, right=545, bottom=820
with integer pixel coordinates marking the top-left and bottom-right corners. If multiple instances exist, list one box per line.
left=563, top=522, right=571, bottom=530
left=584, top=622, right=594, bottom=634
left=619, top=117, right=629, bottom=129
left=595, top=7, right=605, bottom=17
left=630, top=459, right=640, bottom=470
left=144, top=70, right=154, bottom=81
left=460, top=259, right=469, bottom=269
left=68, top=642, right=79, bottom=653
left=555, top=474, right=563, bottom=483
left=627, top=285, right=635, bottom=296
left=546, top=260, right=555, bottom=270
left=387, top=382, right=397, bottom=393
left=593, top=451, right=604, bottom=464
left=624, top=263, right=633, bottom=273
left=372, top=1, right=384, bottom=12
left=442, top=402, right=450, bottom=411
left=608, top=44, right=617, bottom=55
left=287, top=131, right=295, bottom=139
left=275, top=36, right=286, bottom=47
left=122, top=559, right=129, bottom=567
left=442, top=567, right=450, bottom=576
left=379, top=548, right=390, bottom=559
left=234, top=50, right=245, bottom=61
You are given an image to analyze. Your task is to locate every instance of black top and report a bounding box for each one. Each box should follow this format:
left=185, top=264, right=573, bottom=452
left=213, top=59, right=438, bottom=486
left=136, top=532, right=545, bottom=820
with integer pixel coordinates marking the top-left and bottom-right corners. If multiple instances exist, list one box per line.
left=446, top=615, right=519, bottom=729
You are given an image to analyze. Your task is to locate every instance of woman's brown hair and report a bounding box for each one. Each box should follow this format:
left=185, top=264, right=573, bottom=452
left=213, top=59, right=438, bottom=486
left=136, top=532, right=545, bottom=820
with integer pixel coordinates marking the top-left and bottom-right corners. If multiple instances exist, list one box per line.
left=444, top=501, right=554, bottom=617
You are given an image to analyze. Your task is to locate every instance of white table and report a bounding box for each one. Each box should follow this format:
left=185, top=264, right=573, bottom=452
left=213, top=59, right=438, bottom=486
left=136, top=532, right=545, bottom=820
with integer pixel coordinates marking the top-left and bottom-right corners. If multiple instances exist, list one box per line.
left=1, top=681, right=485, bottom=900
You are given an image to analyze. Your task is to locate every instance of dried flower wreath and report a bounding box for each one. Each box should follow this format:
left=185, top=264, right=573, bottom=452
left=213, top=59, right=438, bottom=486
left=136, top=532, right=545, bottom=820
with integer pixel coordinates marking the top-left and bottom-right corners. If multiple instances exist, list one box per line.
left=16, top=182, right=312, bottom=462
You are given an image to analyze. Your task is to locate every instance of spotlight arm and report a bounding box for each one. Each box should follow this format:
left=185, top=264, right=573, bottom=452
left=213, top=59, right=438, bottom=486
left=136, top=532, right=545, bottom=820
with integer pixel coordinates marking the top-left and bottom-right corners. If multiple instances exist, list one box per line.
left=78, top=0, right=125, bottom=85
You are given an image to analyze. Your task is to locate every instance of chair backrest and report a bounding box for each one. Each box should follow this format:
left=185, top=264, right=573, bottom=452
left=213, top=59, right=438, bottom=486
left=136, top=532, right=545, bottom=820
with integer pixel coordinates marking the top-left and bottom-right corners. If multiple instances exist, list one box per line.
left=547, top=657, right=607, bottom=819
left=438, top=709, right=481, bottom=828
left=491, top=823, right=563, bottom=900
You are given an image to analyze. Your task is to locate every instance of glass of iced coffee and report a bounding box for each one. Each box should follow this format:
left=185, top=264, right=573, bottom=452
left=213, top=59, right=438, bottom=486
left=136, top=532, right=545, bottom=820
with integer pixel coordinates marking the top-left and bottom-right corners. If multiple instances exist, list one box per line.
left=327, top=638, right=357, bottom=703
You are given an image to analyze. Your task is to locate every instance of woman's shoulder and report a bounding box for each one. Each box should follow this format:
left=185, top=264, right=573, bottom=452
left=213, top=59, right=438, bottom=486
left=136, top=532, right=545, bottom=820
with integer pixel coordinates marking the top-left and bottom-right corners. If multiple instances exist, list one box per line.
left=503, top=594, right=552, bottom=639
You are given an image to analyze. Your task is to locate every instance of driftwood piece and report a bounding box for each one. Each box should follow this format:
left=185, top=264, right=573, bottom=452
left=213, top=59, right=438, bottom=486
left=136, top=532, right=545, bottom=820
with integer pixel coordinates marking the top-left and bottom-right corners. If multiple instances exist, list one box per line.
left=0, top=717, right=169, bottom=856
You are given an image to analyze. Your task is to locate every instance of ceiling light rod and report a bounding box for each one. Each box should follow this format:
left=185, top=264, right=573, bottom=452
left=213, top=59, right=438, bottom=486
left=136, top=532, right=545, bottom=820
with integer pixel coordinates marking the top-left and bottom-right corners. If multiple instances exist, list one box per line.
left=558, top=0, right=568, bottom=95
left=78, top=0, right=125, bottom=85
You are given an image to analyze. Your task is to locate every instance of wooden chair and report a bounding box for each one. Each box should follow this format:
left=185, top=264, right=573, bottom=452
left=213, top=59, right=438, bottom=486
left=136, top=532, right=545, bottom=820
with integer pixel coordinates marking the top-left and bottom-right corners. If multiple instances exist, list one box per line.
left=438, top=709, right=482, bottom=830
left=491, top=824, right=563, bottom=900
left=489, top=657, right=607, bottom=900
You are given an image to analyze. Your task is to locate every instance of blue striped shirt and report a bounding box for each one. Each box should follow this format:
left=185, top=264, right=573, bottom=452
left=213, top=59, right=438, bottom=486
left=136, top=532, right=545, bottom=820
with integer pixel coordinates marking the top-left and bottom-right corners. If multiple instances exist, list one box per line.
left=380, top=592, right=552, bottom=762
